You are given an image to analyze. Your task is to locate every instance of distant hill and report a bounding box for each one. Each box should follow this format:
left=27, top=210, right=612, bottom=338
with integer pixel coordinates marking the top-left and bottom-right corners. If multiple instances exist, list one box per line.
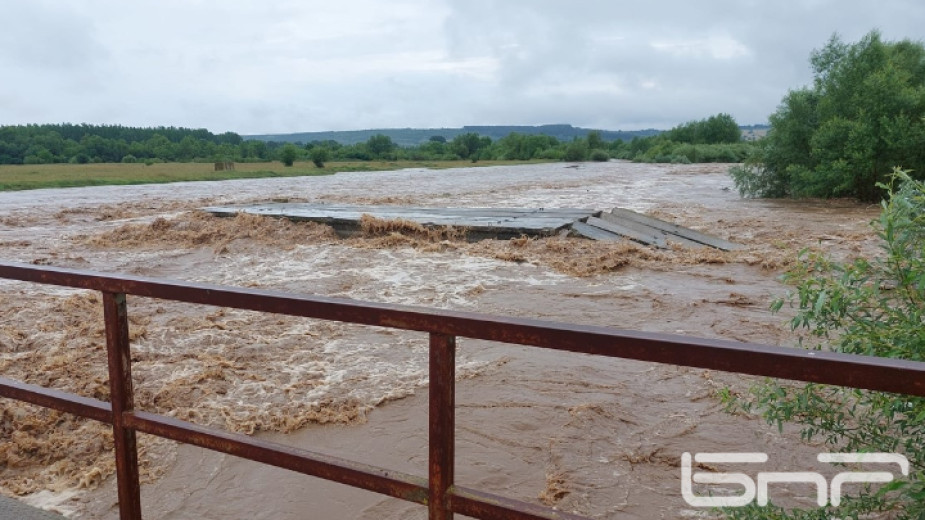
left=245, top=125, right=663, bottom=146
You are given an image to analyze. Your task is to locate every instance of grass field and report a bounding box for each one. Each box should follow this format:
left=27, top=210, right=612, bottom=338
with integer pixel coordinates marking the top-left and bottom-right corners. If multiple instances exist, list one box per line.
left=0, top=160, right=546, bottom=192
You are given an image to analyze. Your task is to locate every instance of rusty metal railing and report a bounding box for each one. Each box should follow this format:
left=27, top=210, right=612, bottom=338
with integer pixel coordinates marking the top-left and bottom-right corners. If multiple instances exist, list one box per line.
left=1, top=261, right=924, bottom=520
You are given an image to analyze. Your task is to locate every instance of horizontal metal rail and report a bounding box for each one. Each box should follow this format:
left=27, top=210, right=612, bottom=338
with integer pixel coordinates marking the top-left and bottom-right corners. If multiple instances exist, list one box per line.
left=1, top=262, right=923, bottom=396
left=126, top=411, right=430, bottom=504
left=1, top=261, right=924, bottom=520
left=0, top=376, right=113, bottom=424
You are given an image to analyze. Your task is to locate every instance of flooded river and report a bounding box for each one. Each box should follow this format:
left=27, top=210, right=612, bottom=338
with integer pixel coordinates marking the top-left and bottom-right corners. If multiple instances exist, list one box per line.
left=0, top=162, right=880, bottom=518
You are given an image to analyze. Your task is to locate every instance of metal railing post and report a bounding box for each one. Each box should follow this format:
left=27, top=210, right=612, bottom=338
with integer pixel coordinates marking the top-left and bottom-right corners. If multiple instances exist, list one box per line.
left=3, top=263, right=925, bottom=520
left=429, top=333, right=456, bottom=520
left=103, top=292, right=143, bottom=520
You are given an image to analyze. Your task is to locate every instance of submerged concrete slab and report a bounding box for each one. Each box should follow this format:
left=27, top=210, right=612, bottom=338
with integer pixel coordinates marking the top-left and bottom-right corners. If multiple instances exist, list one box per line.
left=570, top=221, right=624, bottom=241
left=605, top=208, right=743, bottom=251
left=202, top=203, right=740, bottom=249
left=203, top=203, right=599, bottom=240
left=585, top=216, right=668, bottom=248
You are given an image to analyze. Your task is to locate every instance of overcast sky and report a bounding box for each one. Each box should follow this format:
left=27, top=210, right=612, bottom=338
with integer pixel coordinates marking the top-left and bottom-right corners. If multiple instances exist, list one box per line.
left=1, top=1, right=922, bottom=135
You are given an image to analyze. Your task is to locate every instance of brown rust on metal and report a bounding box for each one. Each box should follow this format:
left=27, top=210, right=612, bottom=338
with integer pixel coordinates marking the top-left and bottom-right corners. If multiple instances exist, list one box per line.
left=3, top=261, right=925, bottom=520
left=450, top=486, right=593, bottom=520
left=429, top=333, right=456, bottom=520
left=102, top=292, right=143, bottom=520
left=124, top=411, right=430, bottom=504
left=0, top=376, right=113, bottom=423
left=1, top=261, right=924, bottom=397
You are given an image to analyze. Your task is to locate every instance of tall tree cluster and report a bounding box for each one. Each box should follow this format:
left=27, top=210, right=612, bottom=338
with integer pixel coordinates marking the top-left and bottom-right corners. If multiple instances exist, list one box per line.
left=0, top=124, right=263, bottom=164
left=731, top=31, right=925, bottom=201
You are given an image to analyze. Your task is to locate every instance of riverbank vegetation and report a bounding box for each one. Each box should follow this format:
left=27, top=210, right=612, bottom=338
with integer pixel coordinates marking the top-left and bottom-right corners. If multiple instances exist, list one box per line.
left=0, top=115, right=757, bottom=190
left=730, top=31, right=925, bottom=202
left=611, top=113, right=756, bottom=164
left=0, top=114, right=755, bottom=169
left=724, top=170, right=925, bottom=519
left=719, top=29, right=925, bottom=518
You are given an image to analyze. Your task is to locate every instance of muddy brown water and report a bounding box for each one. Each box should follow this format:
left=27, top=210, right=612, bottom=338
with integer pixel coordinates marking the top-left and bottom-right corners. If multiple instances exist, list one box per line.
left=0, top=162, right=882, bottom=518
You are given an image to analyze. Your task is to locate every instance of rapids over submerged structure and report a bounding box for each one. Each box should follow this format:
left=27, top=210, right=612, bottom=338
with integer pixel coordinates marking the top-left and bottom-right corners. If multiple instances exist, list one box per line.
left=203, top=203, right=742, bottom=251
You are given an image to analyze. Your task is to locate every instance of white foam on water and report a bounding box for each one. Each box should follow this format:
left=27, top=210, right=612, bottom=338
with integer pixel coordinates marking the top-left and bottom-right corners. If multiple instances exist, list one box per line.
left=333, top=248, right=569, bottom=307
left=21, top=488, right=81, bottom=517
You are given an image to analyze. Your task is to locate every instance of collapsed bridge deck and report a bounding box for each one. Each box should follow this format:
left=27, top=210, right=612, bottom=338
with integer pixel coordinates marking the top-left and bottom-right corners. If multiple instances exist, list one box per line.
left=203, top=203, right=742, bottom=250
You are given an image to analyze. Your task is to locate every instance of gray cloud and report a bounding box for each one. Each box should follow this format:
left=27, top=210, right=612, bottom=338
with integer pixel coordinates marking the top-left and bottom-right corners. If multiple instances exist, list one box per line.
left=0, top=2, right=107, bottom=70
left=1, top=0, right=922, bottom=133
left=0, top=1, right=111, bottom=121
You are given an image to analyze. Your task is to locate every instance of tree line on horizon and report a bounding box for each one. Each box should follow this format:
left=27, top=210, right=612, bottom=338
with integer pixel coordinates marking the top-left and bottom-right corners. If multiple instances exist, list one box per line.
left=0, top=116, right=753, bottom=168
left=0, top=124, right=265, bottom=165
left=247, top=124, right=664, bottom=147
left=280, top=113, right=752, bottom=167
left=5, top=32, right=919, bottom=202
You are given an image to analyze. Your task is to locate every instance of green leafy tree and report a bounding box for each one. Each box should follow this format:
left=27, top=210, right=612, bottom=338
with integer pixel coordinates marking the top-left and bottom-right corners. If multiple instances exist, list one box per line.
left=279, top=144, right=299, bottom=167
left=731, top=31, right=925, bottom=201
left=618, top=114, right=752, bottom=164
left=0, top=124, right=247, bottom=165
left=724, top=169, right=925, bottom=519
left=587, top=130, right=605, bottom=149
left=146, top=134, right=174, bottom=161
left=664, top=113, right=741, bottom=144
left=23, top=145, right=54, bottom=164
left=242, top=140, right=269, bottom=161
left=701, top=113, right=742, bottom=144
left=494, top=133, right=559, bottom=160
left=310, top=146, right=330, bottom=168
left=366, top=134, right=395, bottom=159
left=563, top=139, right=589, bottom=162
left=176, top=135, right=200, bottom=161
left=451, top=132, right=482, bottom=160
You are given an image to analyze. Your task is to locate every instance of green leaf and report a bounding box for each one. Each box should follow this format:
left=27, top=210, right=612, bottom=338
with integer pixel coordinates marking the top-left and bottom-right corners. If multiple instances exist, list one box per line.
left=813, top=290, right=828, bottom=314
